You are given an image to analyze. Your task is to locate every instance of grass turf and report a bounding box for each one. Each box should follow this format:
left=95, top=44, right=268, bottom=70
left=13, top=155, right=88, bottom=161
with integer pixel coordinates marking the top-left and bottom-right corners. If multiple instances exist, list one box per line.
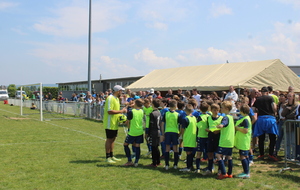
left=0, top=103, right=300, bottom=189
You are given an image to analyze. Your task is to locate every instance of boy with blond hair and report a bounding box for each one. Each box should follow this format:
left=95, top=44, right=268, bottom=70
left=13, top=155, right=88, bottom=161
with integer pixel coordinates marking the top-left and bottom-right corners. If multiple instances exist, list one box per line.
left=215, top=101, right=235, bottom=180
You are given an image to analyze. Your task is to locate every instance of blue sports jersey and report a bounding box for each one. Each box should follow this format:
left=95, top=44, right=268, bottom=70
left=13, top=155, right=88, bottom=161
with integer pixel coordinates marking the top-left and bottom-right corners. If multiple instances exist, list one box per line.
left=160, top=108, right=169, bottom=118
left=218, top=113, right=226, bottom=117
left=237, top=107, right=254, bottom=119
left=176, top=109, right=185, bottom=125
left=192, top=110, right=200, bottom=117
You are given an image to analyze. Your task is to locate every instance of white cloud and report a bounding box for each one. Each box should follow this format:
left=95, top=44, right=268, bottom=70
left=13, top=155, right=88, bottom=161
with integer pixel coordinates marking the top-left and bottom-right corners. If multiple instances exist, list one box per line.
left=178, top=47, right=243, bottom=65
left=253, top=45, right=266, bottom=53
left=30, top=42, right=87, bottom=62
left=135, top=48, right=179, bottom=68
left=11, top=27, right=27, bottom=35
left=33, top=0, right=129, bottom=37
left=210, top=3, right=233, bottom=18
left=137, top=0, right=192, bottom=30
left=268, top=22, right=300, bottom=64
left=28, top=41, right=107, bottom=79
left=145, top=22, right=168, bottom=30
left=92, top=56, right=140, bottom=79
left=0, top=2, right=19, bottom=10
left=276, top=0, right=300, bottom=9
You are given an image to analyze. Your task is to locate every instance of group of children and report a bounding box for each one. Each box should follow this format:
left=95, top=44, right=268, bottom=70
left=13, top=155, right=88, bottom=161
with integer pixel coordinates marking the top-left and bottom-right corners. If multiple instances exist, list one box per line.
left=119, top=97, right=253, bottom=180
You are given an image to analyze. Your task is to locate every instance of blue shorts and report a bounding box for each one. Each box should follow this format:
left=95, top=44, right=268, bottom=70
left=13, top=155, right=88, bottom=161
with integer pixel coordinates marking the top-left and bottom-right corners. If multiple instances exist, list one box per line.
left=216, top=147, right=233, bottom=156
left=145, top=128, right=149, bottom=135
left=196, top=137, right=208, bottom=152
left=184, top=147, right=194, bottom=152
left=253, top=115, right=278, bottom=137
left=239, top=150, right=249, bottom=156
left=164, top=132, right=179, bottom=145
left=207, top=132, right=220, bottom=152
left=124, top=134, right=144, bottom=144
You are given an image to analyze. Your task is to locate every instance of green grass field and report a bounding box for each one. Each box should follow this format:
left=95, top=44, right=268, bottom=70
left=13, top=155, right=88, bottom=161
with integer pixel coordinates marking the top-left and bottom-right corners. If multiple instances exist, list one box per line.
left=0, top=103, right=300, bottom=190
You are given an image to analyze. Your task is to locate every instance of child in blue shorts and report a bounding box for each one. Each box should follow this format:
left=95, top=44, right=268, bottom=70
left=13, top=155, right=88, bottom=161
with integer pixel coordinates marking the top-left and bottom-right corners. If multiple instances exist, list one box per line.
left=123, top=99, right=144, bottom=167
left=195, top=102, right=210, bottom=173
left=176, top=101, right=186, bottom=159
left=201, top=103, right=223, bottom=176
left=235, top=104, right=252, bottom=179
left=179, top=104, right=197, bottom=172
left=215, top=101, right=235, bottom=180
left=161, top=100, right=181, bottom=170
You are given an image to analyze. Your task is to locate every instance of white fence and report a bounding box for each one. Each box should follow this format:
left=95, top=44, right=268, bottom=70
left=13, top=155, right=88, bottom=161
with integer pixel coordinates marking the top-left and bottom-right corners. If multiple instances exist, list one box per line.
left=8, top=98, right=105, bottom=120
left=280, top=120, right=300, bottom=172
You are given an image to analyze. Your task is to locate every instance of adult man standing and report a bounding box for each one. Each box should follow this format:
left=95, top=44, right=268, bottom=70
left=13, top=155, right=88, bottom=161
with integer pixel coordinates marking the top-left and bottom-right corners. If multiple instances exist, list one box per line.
left=148, top=88, right=157, bottom=99
left=104, top=85, right=127, bottom=163
left=224, top=85, right=238, bottom=102
left=165, top=89, right=174, bottom=99
left=288, top=86, right=294, bottom=93
left=176, top=89, right=184, bottom=100
left=192, top=89, right=201, bottom=109
left=252, top=87, right=278, bottom=161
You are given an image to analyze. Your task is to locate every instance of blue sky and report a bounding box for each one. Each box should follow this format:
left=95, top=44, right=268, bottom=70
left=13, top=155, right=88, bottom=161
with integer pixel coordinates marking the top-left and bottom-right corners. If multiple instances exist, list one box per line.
left=1, top=0, right=300, bottom=85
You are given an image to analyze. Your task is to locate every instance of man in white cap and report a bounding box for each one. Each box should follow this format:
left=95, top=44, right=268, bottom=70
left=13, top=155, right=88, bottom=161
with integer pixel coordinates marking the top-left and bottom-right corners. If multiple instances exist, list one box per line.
left=103, top=85, right=127, bottom=163
left=148, top=88, right=157, bottom=99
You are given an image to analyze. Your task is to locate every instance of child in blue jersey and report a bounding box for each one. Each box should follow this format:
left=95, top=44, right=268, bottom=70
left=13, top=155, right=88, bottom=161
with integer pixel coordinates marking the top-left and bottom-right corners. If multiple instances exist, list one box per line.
left=143, top=99, right=153, bottom=156
left=195, top=102, right=210, bottom=173
left=161, top=100, right=181, bottom=170
left=179, top=104, right=197, bottom=172
left=235, top=104, right=252, bottom=179
left=201, top=103, right=223, bottom=176
left=215, top=101, right=235, bottom=180
left=123, top=99, right=144, bottom=167
left=176, top=101, right=186, bottom=159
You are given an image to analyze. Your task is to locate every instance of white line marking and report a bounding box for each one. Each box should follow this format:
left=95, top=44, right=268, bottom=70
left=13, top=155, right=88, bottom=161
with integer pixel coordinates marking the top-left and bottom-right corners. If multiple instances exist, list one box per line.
left=0, top=108, right=147, bottom=151
left=0, top=140, right=97, bottom=146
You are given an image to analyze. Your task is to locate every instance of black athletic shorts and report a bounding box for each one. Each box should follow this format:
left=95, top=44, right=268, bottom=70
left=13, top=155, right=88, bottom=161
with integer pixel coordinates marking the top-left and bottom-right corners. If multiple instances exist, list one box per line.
left=105, top=129, right=118, bottom=139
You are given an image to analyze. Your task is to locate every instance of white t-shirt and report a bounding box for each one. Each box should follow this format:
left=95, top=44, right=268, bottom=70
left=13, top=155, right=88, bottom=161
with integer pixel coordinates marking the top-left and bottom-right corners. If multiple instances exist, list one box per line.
left=225, top=91, right=238, bottom=102
left=192, top=94, right=201, bottom=108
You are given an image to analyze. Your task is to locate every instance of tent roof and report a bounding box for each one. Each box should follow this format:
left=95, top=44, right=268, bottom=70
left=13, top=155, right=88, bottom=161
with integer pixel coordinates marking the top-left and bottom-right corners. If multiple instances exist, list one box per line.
left=127, top=59, right=300, bottom=92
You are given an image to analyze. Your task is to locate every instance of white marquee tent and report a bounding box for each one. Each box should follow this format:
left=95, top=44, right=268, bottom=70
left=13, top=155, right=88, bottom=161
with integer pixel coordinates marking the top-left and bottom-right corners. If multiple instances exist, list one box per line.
left=127, top=59, right=300, bottom=92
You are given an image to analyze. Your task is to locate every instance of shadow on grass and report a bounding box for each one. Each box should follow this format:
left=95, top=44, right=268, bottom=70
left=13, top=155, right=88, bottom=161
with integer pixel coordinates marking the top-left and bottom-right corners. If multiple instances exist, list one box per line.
left=69, top=160, right=101, bottom=164
left=270, top=171, right=300, bottom=184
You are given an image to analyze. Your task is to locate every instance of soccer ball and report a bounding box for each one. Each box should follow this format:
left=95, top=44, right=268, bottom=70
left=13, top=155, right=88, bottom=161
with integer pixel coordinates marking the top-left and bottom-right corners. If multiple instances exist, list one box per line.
left=118, top=114, right=127, bottom=124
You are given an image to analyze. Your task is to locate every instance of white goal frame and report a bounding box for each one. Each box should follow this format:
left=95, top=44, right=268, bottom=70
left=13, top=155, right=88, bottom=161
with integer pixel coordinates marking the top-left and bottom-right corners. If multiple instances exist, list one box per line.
left=20, top=83, right=43, bottom=121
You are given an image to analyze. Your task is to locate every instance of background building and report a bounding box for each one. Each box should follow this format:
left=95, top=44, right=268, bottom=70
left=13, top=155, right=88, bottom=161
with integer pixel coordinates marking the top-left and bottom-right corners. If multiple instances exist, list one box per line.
left=57, top=76, right=143, bottom=98
left=289, top=66, right=300, bottom=77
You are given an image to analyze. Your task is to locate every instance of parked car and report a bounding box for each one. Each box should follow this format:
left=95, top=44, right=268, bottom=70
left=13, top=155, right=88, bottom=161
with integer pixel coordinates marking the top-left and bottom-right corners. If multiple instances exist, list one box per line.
left=15, top=91, right=27, bottom=99
left=0, top=89, right=9, bottom=100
